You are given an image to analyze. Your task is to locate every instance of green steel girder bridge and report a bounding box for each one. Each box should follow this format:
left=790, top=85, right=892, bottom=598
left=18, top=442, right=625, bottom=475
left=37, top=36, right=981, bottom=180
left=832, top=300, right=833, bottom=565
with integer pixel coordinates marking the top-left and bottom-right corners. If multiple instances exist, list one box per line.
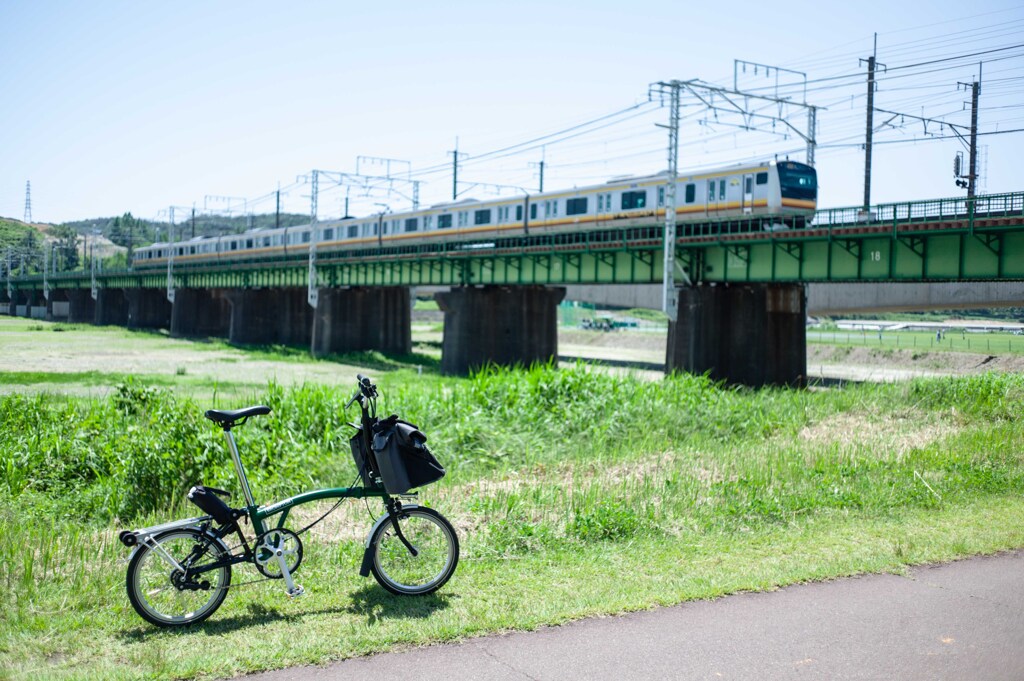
left=8, top=191, right=1024, bottom=295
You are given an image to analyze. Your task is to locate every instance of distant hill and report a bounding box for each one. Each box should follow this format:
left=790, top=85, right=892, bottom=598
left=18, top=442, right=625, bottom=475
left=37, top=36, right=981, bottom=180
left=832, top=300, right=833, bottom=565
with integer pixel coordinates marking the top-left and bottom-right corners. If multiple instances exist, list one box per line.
left=0, top=217, right=44, bottom=272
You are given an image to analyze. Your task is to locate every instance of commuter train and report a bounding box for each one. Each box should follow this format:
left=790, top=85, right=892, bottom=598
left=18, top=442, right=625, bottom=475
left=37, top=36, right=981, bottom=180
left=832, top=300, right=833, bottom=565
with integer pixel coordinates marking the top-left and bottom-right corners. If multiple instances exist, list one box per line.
left=132, top=160, right=817, bottom=268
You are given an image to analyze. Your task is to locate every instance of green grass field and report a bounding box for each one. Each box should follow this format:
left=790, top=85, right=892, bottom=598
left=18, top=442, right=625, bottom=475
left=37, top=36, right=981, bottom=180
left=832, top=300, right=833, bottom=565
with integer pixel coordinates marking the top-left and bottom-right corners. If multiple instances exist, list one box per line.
left=2, top=319, right=1024, bottom=679
left=809, top=328, right=1024, bottom=355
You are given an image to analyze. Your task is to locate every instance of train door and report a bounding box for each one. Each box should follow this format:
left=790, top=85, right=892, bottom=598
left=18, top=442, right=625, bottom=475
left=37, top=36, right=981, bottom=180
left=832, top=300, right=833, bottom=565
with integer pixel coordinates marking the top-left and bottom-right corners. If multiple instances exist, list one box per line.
left=706, top=179, right=716, bottom=215
left=742, top=174, right=754, bottom=214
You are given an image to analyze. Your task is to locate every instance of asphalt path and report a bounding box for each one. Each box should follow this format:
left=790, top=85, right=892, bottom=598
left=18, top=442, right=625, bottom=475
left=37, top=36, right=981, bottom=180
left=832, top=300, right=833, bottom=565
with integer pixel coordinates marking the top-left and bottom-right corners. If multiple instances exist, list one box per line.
left=247, top=551, right=1024, bottom=680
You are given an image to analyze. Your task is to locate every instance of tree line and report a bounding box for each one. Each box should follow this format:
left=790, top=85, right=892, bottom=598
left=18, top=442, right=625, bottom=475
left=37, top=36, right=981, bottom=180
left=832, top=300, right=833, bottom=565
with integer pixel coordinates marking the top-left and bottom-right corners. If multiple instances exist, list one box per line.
left=2, top=211, right=310, bottom=275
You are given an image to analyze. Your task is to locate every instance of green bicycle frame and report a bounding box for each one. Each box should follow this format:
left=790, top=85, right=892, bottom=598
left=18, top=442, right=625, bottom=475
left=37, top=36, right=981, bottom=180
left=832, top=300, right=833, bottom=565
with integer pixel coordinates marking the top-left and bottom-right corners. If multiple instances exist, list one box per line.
left=221, top=428, right=388, bottom=535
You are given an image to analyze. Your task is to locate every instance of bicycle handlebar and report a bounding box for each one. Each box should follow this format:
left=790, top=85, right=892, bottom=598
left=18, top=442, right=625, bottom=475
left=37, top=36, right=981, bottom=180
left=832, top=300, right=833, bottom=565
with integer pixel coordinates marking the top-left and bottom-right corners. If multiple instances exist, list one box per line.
left=345, top=375, right=377, bottom=410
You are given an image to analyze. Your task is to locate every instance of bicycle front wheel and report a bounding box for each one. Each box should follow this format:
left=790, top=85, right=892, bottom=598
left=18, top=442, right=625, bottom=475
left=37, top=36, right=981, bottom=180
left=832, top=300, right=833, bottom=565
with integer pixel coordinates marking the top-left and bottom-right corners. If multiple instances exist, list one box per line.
left=126, top=528, right=231, bottom=627
left=370, top=507, right=459, bottom=596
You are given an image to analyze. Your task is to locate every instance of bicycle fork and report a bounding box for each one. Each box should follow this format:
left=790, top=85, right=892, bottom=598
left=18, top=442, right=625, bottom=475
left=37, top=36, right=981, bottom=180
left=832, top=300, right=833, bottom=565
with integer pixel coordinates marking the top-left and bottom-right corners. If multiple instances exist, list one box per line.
left=358, top=500, right=420, bottom=577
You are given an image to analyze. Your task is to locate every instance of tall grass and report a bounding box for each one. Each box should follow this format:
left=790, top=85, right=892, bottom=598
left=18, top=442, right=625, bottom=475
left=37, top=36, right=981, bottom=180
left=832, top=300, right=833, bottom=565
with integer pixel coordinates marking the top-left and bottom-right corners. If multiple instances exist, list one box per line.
left=4, top=366, right=1024, bottom=678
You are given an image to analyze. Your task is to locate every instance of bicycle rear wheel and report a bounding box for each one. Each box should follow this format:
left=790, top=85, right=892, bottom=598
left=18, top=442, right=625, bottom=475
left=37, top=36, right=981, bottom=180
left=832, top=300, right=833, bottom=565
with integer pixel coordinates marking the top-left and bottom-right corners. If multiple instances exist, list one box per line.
left=370, top=507, right=459, bottom=596
left=126, top=528, right=231, bottom=627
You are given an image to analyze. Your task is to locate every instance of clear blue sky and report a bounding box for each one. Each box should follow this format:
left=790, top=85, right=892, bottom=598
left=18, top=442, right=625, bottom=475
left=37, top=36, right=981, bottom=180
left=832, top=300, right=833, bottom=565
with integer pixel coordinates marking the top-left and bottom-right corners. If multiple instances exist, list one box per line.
left=2, top=1, right=1022, bottom=225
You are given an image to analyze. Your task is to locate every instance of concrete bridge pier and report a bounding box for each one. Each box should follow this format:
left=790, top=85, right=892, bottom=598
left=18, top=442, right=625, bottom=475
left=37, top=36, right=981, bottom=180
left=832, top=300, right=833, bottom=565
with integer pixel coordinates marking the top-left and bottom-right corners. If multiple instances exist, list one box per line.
left=46, top=289, right=70, bottom=321
left=95, top=288, right=129, bottom=326
left=226, top=287, right=313, bottom=346
left=667, top=283, right=806, bottom=388
left=125, top=289, right=171, bottom=330
left=66, top=289, right=97, bottom=323
left=311, top=287, right=411, bottom=357
left=170, top=288, right=231, bottom=338
left=435, top=285, right=566, bottom=375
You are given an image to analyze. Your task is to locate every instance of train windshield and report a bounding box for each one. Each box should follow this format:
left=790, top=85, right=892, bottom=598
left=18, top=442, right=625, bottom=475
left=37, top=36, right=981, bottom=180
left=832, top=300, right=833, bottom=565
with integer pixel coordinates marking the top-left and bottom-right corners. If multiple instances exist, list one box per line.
left=777, top=163, right=817, bottom=200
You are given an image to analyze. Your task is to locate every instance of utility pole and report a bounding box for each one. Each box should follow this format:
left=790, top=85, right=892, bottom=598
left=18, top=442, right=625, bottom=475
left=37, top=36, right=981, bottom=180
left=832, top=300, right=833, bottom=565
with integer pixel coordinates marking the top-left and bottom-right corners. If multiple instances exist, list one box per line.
left=959, top=63, right=982, bottom=199
left=90, top=229, right=98, bottom=301
left=191, top=207, right=196, bottom=239
left=448, top=139, right=465, bottom=200
left=529, top=149, right=547, bottom=193
left=43, top=243, right=49, bottom=300
left=651, top=81, right=683, bottom=322
left=5, top=249, right=12, bottom=302
left=275, top=187, right=281, bottom=229
left=860, top=34, right=885, bottom=212
left=307, top=170, right=319, bottom=309
left=166, top=208, right=175, bottom=304
left=662, top=82, right=681, bottom=321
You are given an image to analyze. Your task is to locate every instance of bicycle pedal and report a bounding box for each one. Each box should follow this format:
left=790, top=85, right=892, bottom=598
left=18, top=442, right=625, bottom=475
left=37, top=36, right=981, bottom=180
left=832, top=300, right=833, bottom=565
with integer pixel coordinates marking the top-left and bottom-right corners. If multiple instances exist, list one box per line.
left=286, top=585, right=305, bottom=598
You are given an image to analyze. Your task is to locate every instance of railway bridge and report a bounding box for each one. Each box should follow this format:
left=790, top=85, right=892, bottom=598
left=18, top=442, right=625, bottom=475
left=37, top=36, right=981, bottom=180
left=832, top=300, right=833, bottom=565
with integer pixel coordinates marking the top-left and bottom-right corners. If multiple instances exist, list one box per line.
left=4, top=191, right=1024, bottom=385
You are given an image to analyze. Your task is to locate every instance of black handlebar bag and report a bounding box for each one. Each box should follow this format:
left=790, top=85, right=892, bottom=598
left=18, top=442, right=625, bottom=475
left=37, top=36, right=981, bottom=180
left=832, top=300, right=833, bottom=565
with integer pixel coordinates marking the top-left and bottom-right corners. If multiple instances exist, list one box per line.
left=350, top=428, right=382, bottom=488
left=370, top=415, right=445, bottom=494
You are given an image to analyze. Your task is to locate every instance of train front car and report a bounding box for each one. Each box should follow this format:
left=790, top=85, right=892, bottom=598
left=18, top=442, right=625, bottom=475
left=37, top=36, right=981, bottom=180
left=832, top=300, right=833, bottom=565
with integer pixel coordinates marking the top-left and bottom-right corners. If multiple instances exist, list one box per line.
left=775, top=161, right=817, bottom=227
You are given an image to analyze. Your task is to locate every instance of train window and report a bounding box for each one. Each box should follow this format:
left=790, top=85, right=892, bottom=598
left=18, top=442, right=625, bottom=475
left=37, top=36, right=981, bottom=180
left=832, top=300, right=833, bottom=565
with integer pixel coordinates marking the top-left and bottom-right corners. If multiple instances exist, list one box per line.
left=530, top=204, right=538, bottom=220
left=301, top=232, right=310, bottom=243
left=246, top=239, right=254, bottom=249
left=230, top=241, right=237, bottom=250
left=263, top=237, right=271, bottom=247
left=438, top=214, right=453, bottom=229
left=405, top=218, right=419, bottom=232
left=516, top=205, right=523, bottom=221
left=324, top=228, right=334, bottom=241
left=756, top=172, right=768, bottom=185
left=745, top=177, right=753, bottom=193
left=474, top=209, right=492, bottom=225
left=621, top=190, right=646, bottom=210
left=657, top=187, right=665, bottom=208
left=566, top=198, right=588, bottom=216
left=458, top=212, right=468, bottom=227
left=719, top=180, right=726, bottom=201
left=348, top=225, right=358, bottom=238
left=190, top=246, right=196, bottom=255
left=545, top=200, right=558, bottom=217
left=685, top=184, right=695, bottom=203
left=425, top=215, right=434, bottom=230
left=708, top=182, right=715, bottom=201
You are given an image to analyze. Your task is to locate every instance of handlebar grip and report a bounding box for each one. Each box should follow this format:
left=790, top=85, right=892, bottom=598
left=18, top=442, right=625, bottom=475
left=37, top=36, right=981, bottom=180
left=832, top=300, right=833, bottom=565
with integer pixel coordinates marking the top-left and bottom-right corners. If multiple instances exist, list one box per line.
left=357, top=374, right=370, bottom=385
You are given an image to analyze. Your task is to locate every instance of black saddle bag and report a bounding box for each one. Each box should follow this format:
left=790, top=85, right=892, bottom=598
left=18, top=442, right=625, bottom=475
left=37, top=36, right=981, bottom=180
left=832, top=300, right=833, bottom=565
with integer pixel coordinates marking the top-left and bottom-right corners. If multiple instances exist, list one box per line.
left=187, top=485, right=235, bottom=525
left=370, top=415, right=445, bottom=494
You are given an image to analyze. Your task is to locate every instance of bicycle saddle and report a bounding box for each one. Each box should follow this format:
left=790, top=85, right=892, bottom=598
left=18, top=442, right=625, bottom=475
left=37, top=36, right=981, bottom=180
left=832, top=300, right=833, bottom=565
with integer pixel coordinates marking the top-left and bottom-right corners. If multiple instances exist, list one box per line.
left=204, top=405, right=272, bottom=429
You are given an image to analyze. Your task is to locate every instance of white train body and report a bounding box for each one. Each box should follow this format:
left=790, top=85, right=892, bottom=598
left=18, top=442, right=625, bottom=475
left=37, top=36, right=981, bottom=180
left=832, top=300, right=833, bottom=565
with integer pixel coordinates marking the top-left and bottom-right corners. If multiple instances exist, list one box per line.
left=132, top=160, right=817, bottom=269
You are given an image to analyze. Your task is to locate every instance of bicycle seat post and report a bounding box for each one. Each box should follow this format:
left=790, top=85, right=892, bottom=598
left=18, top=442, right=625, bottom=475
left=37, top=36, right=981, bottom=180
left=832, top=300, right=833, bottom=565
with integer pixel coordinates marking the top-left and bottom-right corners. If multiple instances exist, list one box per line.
left=223, top=428, right=257, bottom=509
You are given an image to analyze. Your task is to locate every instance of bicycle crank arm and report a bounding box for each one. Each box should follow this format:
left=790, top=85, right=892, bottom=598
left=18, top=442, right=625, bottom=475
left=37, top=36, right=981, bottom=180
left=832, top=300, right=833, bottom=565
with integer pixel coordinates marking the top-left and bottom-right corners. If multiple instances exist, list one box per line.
left=274, top=548, right=304, bottom=597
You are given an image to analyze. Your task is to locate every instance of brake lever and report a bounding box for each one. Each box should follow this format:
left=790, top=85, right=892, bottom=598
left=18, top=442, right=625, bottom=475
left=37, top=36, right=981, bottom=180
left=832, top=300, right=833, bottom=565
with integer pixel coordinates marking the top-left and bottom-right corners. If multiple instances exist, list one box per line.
left=344, top=391, right=362, bottom=410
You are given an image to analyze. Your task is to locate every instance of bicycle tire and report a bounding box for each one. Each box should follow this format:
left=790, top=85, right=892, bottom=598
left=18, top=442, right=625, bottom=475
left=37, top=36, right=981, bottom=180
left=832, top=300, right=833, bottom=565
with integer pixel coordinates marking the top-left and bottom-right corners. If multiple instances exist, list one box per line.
left=370, top=507, right=459, bottom=596
left=126, top=528, right=231, bottom=627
